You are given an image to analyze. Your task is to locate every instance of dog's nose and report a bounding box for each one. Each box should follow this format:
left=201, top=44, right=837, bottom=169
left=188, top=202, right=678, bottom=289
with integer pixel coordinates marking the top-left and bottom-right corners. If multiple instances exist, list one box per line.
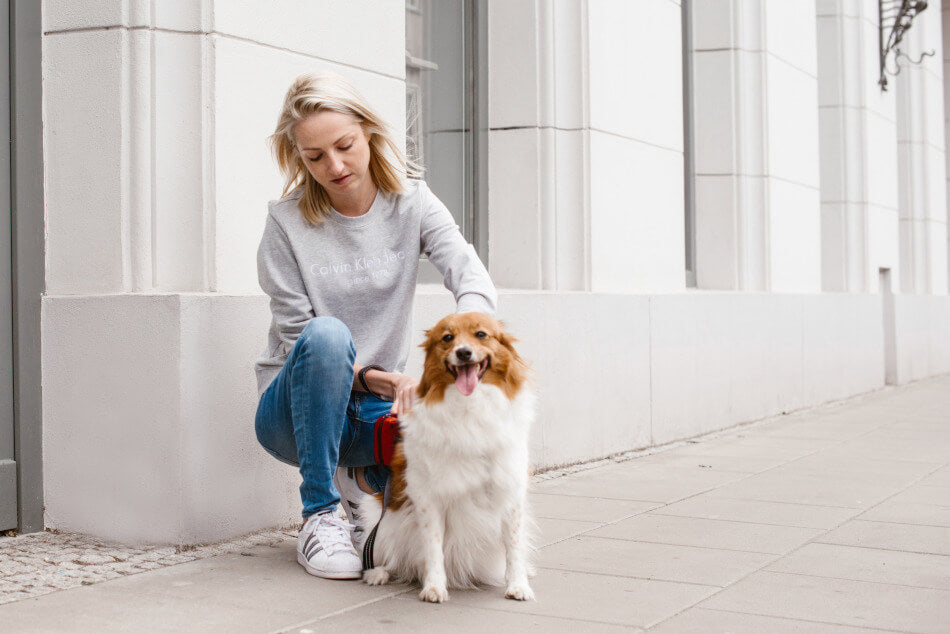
left=455, top=347, right=472, bottom=362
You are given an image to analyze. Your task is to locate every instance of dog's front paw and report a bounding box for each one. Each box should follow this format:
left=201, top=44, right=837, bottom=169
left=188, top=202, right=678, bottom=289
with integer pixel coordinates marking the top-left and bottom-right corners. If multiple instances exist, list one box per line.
left=419, top=584, right=449, bottom=603
left=505, top=581, right=535, bottom=601
left=363, top=567, right=390, bottom=586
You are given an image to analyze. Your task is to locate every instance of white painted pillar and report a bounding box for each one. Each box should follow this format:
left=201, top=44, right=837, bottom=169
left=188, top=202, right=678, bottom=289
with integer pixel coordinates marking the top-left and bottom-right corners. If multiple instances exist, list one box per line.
left=693, top=0, right=822, bottom=292
left=486, top=0, right=590, bottom=291
left=895, top=2, right=949, bottom=295
left=587, top=0, right=685, bottom=293
left=487, top=0, right=684, bottom=293
left=816, top=0, right=900, bottom=293
left=44, top=0, right=215, bottom=295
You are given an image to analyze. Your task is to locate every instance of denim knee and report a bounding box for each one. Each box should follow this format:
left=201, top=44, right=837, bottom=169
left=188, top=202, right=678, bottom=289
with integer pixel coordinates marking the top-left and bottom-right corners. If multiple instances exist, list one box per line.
left=298, top=316, right=354, bottom=360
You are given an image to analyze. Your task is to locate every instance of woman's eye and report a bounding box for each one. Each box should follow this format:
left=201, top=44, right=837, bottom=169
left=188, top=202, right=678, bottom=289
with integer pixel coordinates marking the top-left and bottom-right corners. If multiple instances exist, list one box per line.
left=475, top=331, right=487, bottom=339
left=442, top=334, right=454, bottom=343
left=340, top=144, right=352, bottom=151
left=309, top=155, right=322, bottom=162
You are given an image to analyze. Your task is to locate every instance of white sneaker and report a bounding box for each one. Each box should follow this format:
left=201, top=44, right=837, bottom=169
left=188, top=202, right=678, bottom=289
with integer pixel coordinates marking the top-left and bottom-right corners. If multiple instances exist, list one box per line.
left=333, top=467, right=367, bottom=550
left=296, top=509, right=362, bottom=579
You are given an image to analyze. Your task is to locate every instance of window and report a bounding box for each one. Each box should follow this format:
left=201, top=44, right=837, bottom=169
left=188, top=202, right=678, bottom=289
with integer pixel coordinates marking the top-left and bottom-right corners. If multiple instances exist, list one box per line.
left=406, top=0, right=486, bottom=280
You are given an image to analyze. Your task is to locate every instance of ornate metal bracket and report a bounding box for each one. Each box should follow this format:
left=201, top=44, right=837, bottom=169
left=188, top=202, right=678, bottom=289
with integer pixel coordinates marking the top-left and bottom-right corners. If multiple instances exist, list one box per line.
left=879, top=0, right=934, bottom=91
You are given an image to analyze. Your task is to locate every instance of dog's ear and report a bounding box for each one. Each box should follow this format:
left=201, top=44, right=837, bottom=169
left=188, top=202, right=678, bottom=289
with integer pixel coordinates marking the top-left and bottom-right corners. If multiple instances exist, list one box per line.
left=497, top=329, right=521, bottom=353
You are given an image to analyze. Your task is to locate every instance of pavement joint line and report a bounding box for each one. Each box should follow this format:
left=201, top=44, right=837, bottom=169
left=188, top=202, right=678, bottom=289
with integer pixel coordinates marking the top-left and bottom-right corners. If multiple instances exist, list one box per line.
left=567, top=533, right=786, bottom=556
left=707, top=495, right=863, bottom=510
left=532, top=563, right=722, bottom=588
left=395, top=591, right=660, bottom=631
left=612, top=510, right=838, bottom=533
left=680, top=606, right=915, bottom=634
left=762, top=567, right=950, bottom=593
left=849, top=517, right=950, bottom=530
left=812, top=540, right=950, bottom=558
left=647, top=510, right=857, bottom=531
left=266, top=587, right=413, bottom=634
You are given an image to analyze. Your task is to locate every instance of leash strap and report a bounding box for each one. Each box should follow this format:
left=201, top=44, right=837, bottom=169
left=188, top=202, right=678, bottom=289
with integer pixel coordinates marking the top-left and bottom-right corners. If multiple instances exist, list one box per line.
left=362, top=475, right=393, bottom=571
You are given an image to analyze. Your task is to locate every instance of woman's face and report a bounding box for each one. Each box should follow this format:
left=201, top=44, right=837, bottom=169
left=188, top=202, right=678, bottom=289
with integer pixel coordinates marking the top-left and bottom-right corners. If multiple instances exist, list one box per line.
left=294, top=110, right=374, bottom=202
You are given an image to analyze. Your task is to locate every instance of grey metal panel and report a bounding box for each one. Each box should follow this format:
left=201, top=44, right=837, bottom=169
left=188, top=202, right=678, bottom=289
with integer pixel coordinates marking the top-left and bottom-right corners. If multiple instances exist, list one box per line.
left=11, top=0, right=45, bottom=533
left=682, top=0, right=696, bottom=287
left=0, top=460, right=15, bottom=530
left=0, top=0, right=15, bottom=531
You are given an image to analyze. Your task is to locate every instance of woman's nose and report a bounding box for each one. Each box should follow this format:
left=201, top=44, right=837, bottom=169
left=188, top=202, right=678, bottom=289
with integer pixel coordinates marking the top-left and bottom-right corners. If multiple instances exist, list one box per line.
left=327, top=153, right=344, bottom=175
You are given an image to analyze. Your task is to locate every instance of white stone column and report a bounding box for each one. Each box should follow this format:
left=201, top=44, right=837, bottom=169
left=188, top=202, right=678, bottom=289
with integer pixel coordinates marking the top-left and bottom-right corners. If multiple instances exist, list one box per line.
left=692, top=0, right=822, bottom=292
left=895, top=2, right=949, bottom=295
left=487, top=0, right=684, bottom=293
left=816, top=0, right=900, bottom=293
left=587, top=0, right=685, bottom=293
left=486, top=0, right=590, bottom=291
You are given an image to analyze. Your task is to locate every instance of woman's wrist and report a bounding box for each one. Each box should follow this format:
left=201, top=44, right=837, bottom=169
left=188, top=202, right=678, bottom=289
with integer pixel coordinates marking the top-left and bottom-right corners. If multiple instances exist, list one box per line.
left=370, top=369, right=396, bottom=400
left=360, top=366, right=394, bottom=400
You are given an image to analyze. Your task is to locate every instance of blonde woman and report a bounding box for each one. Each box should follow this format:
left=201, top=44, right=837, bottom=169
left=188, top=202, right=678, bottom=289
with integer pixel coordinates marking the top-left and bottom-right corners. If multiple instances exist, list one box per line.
left=254, top=72, right=497, bottom=580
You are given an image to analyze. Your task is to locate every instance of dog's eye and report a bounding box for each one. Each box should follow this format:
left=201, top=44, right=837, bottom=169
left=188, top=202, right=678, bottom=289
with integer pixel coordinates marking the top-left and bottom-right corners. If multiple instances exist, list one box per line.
left=474, top=331, right=488, bottom=339
left=442, top=333, right=454, bottom=343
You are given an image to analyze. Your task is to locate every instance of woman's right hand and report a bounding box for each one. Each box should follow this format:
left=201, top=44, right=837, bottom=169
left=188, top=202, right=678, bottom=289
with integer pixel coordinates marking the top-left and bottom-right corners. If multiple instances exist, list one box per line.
left=361, top=367, right=418, bottom=415
left=386, top=372, right=419, bottom=416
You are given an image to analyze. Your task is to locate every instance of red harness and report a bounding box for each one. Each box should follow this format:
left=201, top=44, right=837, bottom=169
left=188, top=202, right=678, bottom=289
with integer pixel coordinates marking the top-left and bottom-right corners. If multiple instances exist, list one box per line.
left=372, top=413, right=402, bottom=466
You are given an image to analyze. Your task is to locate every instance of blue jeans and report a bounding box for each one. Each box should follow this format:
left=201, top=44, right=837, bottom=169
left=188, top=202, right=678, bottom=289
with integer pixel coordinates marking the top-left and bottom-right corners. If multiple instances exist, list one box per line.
left=254, top=316, right=392, bottom=518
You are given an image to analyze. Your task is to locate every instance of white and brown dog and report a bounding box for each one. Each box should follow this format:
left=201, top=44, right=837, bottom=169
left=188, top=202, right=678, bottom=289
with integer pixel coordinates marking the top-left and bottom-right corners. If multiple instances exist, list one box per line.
left=357, top=312, right=536, bottom=603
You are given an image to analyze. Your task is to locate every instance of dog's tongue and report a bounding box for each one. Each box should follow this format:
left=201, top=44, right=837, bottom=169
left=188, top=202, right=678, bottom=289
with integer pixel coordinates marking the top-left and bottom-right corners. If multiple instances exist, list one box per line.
left=455, top=364, right=479, bottom=396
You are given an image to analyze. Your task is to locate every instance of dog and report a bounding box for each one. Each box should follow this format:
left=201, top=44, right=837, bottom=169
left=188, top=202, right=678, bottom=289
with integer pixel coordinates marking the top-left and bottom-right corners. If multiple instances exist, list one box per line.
left=356, top=312, right=536, bottom=603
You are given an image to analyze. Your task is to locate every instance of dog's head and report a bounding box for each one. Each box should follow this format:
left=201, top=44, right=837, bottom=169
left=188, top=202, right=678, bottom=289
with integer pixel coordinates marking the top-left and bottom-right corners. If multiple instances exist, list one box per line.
left=417, top=312, right=527, bottom=402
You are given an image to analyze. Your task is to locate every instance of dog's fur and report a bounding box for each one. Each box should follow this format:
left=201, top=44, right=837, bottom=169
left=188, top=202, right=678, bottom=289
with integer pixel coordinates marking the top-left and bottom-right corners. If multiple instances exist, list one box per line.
left=356, top=312, right=536, bottom=602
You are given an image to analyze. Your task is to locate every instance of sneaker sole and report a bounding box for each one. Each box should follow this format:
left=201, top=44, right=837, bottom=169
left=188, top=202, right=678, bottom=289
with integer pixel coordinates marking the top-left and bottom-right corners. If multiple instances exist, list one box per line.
left=297, top=552, right=362, bottom=580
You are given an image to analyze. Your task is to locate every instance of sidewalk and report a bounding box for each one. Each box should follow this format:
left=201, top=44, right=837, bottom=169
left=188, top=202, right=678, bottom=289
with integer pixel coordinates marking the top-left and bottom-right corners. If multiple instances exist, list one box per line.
left=1, top=374, right=948, bottom=633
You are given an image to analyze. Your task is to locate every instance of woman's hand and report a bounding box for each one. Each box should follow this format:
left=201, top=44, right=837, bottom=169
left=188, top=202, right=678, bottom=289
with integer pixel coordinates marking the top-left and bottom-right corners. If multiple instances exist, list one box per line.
left=359, top=366, right=418, bottom=415
left=387, top=372, right=418, bottom=416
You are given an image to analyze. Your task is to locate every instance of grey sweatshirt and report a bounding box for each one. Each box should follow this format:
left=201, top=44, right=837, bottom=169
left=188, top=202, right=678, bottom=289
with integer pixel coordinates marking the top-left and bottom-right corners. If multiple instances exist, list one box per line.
left=255, top=179, right=497, bottom=397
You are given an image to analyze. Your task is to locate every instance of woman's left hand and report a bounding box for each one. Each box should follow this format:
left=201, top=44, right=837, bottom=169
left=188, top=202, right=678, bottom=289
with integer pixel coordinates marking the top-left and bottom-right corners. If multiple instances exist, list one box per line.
left=388, top=372, right=419, bottom=416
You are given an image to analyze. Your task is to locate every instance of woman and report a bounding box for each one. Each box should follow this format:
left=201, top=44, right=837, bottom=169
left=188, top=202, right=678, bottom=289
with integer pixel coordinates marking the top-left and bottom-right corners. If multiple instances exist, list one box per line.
left=254, top=71, right=497, bottom=580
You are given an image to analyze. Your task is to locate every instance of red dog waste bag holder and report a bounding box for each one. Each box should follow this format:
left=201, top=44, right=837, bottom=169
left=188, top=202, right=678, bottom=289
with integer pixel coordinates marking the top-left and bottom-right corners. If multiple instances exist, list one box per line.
left=372, top=413, right=401, bottom=466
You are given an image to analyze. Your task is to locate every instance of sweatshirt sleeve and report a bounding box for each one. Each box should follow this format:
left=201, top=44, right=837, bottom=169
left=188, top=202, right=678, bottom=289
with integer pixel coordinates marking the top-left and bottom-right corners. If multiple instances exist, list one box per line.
left=257, top=211, right=315, bottom=350
left=418, top=182, right=498, bottom=316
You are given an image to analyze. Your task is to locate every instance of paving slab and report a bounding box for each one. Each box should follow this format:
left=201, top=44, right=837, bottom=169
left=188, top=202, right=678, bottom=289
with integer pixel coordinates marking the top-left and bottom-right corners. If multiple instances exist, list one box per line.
left=420, top=568, right=717, bottom=629
left=651, top=494, right=860, bottom=529
left=667, top=434, right=838, bottom=461
left=916, top=466, right=950, bottom=487
left=532, top=462, right=746, bottom=503
left=816, top=519, right=950, bottom=556
left=857, top=498, right=950, bottom=527
left=528, top=492, right=658, bottom=523
left=766, top=542, right=950, bottom=589
left=699, top=570, right=950, bottom=633
left=538, top=535, right=776, bottom=587
left=703, top=469, right=904, bottom=509
left=588, top=513, right=823, bottom=555
left=533, top=517, right=602, bottom=547
left=314, top=596, right=639, bottom=634
left=648, top=607, right=897, bottom=633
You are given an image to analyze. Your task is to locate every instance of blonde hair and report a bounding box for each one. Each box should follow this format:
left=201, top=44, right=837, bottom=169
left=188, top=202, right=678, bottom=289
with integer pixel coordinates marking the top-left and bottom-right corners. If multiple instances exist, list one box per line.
left=268, top=71, right=422, bottom=224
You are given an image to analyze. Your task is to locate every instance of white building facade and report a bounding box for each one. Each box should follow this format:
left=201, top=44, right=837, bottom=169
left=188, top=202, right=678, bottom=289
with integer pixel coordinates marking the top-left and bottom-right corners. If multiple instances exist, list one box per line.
left=3, top=0, right=946, bottom=543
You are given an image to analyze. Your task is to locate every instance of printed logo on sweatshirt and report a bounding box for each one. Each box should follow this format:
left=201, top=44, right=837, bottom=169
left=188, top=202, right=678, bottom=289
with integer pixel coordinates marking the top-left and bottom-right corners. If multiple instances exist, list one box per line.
left=310, top=250, right=408, bottom=287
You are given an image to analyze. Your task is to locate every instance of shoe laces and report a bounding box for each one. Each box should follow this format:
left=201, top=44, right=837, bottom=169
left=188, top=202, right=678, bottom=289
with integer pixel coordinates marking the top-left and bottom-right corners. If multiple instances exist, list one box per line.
left=304, top=512, right=357, bottom=556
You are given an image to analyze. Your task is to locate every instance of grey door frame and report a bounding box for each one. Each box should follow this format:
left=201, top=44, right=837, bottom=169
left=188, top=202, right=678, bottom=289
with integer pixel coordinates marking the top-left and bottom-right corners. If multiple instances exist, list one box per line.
left=0, top=0, right=14, bottom=531
left=8, top=0, right=44, bottom=534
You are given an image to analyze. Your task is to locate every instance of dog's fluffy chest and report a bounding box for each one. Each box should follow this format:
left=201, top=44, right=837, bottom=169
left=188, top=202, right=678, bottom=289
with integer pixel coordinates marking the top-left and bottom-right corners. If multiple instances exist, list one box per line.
left=400, top=384, right=532, bottom=502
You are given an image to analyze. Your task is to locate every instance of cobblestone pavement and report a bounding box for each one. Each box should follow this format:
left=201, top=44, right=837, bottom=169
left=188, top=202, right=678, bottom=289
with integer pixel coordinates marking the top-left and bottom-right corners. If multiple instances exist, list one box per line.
left=0, top=527, right=296, bottom=605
